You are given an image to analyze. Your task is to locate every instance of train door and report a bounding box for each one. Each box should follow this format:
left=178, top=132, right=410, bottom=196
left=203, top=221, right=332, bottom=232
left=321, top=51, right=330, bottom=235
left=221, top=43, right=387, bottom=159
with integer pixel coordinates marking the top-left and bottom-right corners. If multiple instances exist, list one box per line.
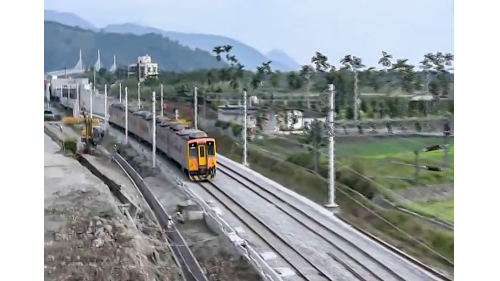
left=198, top=143, right=207, bottom=166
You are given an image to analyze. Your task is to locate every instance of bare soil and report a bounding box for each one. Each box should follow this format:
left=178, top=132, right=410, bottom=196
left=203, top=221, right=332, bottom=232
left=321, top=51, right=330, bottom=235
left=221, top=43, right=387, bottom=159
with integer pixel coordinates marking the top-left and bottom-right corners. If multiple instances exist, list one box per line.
left=44, top=133, right=182, bottom=281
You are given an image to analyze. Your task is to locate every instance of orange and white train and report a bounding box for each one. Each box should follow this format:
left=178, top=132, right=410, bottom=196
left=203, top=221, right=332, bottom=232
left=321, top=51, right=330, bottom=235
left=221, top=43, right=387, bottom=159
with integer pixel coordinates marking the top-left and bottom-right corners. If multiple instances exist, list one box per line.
left=108, top=103, right=217, bottom=181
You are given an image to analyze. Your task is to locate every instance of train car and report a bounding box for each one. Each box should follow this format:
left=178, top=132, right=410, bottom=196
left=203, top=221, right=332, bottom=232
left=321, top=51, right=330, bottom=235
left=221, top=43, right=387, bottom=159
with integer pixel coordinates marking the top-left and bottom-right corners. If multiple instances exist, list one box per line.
left=108, top=103, right=217, bottom=181
left=158, top=121, right=216, bottom=181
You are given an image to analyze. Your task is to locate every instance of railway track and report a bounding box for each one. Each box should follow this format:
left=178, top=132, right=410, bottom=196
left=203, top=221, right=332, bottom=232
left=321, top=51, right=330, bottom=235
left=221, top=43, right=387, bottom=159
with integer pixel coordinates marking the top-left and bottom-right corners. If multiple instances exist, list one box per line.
left=90, top=113, right=450, bottom=281
left=198, top=179, right=334, bottom=281
left=215, top=162, right=448, bottom=281
left=112, top=152, right=208, bottom=281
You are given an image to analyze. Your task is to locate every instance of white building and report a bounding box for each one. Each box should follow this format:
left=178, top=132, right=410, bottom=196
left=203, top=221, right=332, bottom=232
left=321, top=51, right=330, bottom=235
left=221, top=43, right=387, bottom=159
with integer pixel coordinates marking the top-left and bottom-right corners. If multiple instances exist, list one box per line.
left=276, top=109, right=327, bottom=131
left=128, top=54, right=159, bottom=81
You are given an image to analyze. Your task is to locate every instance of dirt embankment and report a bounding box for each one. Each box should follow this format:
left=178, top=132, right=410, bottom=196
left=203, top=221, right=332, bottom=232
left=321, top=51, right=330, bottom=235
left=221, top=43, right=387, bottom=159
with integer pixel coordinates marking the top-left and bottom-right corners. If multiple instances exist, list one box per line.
left=44, top=131, right=182, bottom=281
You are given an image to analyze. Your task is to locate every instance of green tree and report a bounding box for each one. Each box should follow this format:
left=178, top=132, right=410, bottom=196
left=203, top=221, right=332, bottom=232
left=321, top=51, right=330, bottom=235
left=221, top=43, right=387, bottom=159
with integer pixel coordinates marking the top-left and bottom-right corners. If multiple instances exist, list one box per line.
left=301, top=119, right=324, bottom=173
left=287, top=71, right=303, bottom=90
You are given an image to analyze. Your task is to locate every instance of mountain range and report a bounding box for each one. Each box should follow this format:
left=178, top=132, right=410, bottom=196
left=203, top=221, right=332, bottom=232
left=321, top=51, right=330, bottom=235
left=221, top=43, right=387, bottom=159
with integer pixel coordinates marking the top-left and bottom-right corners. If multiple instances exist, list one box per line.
left=44, top=21, right=226, bottom=72
left=44, top=9, right=301, bottom=72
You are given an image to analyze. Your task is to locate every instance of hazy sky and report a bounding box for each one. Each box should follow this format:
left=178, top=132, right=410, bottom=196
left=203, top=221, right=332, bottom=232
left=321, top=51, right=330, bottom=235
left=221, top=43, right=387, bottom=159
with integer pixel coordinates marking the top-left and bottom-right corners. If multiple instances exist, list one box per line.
left=44, top=0, right=454, bottom=68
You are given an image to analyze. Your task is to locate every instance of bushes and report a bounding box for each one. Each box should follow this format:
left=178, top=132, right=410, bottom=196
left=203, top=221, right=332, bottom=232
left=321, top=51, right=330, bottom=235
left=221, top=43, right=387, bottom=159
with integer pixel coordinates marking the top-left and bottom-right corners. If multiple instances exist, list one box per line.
left=230, top=123, right=243, bottom=137
left=63, top=137, right=78, bottom=154
left=287, top=153, right=376, bottom=199
left=214, top=120, right=230, bottom=130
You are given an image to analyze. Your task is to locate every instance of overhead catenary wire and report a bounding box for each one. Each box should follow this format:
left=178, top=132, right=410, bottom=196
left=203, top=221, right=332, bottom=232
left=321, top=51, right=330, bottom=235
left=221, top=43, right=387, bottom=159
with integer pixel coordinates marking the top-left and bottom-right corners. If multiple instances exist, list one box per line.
left=102, top=88, right=453, bottom=265
left=206, top=122, right=453, bottom=263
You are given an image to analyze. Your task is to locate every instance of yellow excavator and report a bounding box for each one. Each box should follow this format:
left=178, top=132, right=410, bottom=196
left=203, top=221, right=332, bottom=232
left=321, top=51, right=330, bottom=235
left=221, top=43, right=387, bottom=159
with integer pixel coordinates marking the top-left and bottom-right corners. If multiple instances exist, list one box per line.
left=80, top=111, right=104, bottom=154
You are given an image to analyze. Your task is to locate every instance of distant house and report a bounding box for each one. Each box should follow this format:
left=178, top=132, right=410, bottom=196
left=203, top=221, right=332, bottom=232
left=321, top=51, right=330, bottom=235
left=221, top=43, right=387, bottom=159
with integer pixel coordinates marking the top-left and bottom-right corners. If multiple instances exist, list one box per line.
left=128, top=55, right=159, bottom=81
left=277, top=109, right=327, bottom=131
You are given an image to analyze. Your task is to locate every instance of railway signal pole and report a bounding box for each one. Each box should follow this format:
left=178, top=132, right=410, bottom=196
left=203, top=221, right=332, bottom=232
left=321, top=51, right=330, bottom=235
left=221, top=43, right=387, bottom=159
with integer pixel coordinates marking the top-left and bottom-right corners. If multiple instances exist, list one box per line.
left=160, top=84, right=164, bottom=117
left=125, top=87, right=129, bottom=144
left=152, top=91, right=157, bottom=167
left=325, top=84, right=338, bottom=209
left=194, top=87, right=198, bottom=129
left=243, top=90, right=249, bottom=167
left=119, top=83, right=122, bottom=103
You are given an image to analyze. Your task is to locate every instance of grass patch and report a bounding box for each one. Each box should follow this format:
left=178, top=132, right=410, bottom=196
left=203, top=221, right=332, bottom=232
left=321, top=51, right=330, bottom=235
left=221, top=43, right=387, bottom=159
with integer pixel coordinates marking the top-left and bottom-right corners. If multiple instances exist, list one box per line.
left=336, top=137, right=454, bottom=157
left=416, top=199, right=454, bottom=223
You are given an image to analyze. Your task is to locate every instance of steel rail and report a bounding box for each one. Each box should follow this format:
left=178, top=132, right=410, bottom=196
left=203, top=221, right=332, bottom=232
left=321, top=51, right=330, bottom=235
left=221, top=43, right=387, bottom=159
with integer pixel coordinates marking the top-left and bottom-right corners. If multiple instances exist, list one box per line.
left=217, top=161, right=452, bottom=281
left=112, top=152, right=208, bottom=281
left=216, top=163, right=397, bottom=281
left=198, top=180, right=335, bottom=281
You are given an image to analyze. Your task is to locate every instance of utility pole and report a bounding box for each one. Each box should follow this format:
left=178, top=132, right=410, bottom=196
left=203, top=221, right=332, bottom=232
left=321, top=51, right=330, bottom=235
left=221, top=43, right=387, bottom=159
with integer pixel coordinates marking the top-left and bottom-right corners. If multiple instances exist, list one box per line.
left=119, top=83, right=122, bottom=103
left=443, top=118, right=451, bottom=168
left=243, top=90, right=248, bottom=166
left=194, top=86, right=198, bottom=129
left=414, top=144, right=444, bottom=184
left=160, top=84, right=164, bottom=117
left=325, top=84, right=338, bottom=209
left=137, top=82, right=141, bottom=108
left=90, top=85, right=93, bottom=119
left=104, top=84, right=108, bottom=130
left=152, top=91, right=157, bottom=167
left=125, top=87, right=128, bottom=144
left=76, top=83, right=80, bottom=111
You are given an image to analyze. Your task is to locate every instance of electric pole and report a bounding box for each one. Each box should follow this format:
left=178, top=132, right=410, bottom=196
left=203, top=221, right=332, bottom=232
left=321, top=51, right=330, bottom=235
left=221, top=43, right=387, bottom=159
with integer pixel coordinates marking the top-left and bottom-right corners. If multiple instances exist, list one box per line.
left=325, top=84, right=338, bottom=209
left=76, top=84, right=80, bottom=115
left=243, top=90, right=248, bottom=166
left=119, top=83, right=122, bottom=103
left=104, top=84, right=108, bottom=130
left=125, top=87, right=128, bottom=144
left=194, top=86, right=198, bottom=129
left=160, top=84, right=164, bottom=117
left=90, top=85, right=93, bottom=119
left=152, top=91, right=157, bottom=167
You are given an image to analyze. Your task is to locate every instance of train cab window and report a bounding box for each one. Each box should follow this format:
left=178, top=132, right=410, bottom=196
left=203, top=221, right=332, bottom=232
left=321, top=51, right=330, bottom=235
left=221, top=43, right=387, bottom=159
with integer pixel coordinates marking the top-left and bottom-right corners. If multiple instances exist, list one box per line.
left=199, top=146, right=205, bottom=157
left=207, top=141, right=215, bottom=156
left=189, top=144, right=198, bottom=159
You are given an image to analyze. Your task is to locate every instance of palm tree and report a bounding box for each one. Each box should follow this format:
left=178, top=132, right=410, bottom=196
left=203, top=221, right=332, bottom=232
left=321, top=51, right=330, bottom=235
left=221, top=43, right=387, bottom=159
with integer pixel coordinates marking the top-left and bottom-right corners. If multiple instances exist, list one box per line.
left=420, top=53, right=435, bottom=96
left=212, top=46, right=224, bottom=61
left=378, top=51, right=393, bottom=71
left=341, top=55, right=365, bottom=121
left=299, top=65, right=314, bottom=109
left=311, top=51, right=331, bottom=72
left=393, top=59, right=416, bottom=93
left=444, top=53, right=454, bottom=67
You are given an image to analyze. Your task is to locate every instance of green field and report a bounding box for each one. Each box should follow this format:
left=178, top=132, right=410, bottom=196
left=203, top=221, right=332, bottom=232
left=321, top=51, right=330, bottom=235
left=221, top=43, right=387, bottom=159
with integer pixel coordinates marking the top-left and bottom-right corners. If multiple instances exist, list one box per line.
left=254, top=136, right=454, bottom=190
left=338, top=137, right=454, bottom=158
left=325, top=137, right=454, bottom=190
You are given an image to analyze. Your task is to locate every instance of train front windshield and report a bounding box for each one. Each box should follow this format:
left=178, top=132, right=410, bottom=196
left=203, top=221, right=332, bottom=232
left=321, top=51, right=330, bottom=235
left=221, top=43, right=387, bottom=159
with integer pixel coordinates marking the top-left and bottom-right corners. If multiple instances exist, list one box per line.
left=207, top=140, right=215, bottom=156
left=189, top=143, right=198, bottom=158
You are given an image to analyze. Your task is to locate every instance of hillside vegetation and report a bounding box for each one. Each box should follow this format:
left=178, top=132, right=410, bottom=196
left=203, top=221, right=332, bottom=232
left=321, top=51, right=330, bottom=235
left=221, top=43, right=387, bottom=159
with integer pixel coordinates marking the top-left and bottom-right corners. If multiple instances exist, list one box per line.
left=44, top=21, right=226, bottom=72
left=44, top=9, right=299, bottom=72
